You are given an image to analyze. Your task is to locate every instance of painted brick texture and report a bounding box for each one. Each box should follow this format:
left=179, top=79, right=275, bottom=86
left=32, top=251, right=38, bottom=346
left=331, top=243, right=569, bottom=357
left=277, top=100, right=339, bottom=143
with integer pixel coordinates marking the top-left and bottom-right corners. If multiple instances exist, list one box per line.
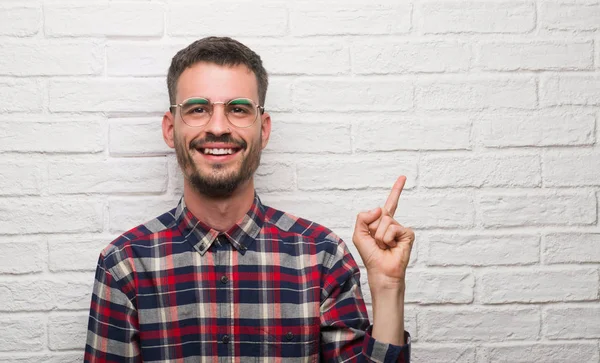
left=0, top=1, right=598, bottom=361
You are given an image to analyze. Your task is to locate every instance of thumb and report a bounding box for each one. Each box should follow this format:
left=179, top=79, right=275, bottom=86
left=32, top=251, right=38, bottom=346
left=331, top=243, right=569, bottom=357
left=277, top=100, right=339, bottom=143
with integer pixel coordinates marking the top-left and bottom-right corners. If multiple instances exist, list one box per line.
left=355, top=207, right=383, bottom=234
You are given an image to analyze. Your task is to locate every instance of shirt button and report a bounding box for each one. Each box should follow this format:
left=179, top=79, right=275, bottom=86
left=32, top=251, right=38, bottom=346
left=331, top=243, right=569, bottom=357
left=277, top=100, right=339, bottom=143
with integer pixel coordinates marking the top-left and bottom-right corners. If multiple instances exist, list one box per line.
left=220, top=275, right=229, bottom=284
left=285, top=331, right=294, bottom=341
left=222, top=335, right=230, bottom=344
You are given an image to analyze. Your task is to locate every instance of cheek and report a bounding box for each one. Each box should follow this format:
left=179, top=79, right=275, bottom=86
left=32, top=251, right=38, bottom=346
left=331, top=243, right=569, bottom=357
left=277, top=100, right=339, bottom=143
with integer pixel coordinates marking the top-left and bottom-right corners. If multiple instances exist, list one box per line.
left=174, top=127, right=193, bottom=148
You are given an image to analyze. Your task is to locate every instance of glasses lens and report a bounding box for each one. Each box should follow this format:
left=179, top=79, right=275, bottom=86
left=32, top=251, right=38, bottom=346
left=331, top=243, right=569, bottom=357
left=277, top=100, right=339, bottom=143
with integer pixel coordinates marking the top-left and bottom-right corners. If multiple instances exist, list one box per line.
left=180, top=98, right=211, bottom=127
left=225, top=98, right=258, bottom=127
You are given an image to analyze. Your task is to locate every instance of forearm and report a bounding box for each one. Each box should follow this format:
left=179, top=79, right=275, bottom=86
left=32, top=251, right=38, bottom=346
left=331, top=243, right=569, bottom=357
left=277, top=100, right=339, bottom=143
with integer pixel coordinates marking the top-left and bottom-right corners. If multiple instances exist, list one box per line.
left=370, top=282, right=406, bottom=346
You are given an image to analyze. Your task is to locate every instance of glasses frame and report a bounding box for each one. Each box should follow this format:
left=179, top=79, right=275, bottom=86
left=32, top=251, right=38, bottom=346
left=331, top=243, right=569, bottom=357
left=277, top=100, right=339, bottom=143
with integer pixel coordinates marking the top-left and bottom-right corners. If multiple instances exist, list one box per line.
left=170, top=97, right=265, bottom=129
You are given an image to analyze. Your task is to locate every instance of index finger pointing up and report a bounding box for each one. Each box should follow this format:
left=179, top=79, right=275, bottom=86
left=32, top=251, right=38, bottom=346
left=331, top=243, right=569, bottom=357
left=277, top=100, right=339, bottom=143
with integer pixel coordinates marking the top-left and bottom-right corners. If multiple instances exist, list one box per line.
left=384, top=176, right=407, bottom=216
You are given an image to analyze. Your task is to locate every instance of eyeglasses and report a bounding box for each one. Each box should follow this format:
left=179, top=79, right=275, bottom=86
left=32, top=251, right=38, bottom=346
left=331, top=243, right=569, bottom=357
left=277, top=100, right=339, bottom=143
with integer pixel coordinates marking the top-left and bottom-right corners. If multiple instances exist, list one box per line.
left=170, top=97, right=264, bottom=128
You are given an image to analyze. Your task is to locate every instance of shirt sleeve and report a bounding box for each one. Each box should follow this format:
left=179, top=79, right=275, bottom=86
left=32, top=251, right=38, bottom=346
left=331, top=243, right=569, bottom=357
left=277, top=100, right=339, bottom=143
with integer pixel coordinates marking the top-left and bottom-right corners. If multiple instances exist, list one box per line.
left=84, top=254, right=141, bottom=363
left=319, top=239, right=411, bottom=363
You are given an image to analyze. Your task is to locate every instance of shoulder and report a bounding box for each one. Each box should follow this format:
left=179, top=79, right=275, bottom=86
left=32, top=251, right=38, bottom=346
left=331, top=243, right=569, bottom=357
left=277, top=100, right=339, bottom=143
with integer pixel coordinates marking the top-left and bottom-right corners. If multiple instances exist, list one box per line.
left=263, top=204, right=340, bottom=240
left=261, top=203, right=347, bottom=256
left=99, top=206, right=180, bottom=272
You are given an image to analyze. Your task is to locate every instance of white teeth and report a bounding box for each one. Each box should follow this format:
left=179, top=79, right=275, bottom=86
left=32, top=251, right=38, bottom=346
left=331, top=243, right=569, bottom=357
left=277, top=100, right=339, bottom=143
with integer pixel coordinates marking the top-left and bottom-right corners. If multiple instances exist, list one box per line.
left=203, top=148, right=234, bottom=155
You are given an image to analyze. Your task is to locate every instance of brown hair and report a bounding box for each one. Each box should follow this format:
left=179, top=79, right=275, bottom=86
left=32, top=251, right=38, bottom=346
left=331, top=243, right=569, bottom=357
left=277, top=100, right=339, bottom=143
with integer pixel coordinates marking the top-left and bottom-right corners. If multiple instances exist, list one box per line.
left=167, top=36, right=268, bottom=108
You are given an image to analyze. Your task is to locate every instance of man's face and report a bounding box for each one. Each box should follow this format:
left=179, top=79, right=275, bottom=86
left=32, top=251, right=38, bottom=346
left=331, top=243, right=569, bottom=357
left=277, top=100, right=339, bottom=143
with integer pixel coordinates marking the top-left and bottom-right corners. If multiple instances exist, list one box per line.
left=163, top=62, right=271, bottom=198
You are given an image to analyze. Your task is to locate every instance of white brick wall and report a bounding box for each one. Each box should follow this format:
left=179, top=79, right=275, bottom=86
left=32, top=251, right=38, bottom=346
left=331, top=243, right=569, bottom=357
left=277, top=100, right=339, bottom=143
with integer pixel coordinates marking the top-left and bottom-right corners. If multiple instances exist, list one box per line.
left=0, top=1, right=598, bottom=361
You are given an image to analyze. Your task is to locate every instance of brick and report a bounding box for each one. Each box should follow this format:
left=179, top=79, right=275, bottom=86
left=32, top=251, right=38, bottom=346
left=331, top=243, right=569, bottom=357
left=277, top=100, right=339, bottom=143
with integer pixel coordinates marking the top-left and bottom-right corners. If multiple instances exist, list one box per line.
left=597, top=38, right=600, bottom=70
left=0, top=240, right=46, bottom=274
left=479, top=191, right=596, bottom=227
left=0, top=3, right=40, bottom=36
left=352, top=41, right=471, bottom=74
left=0, top=197, right=103, bottom=234
left=0, top=278, right=93, bottom=311
left=255, top=162, right=296, bottom=193
left=109, top=118, right=172, bottom=156
left=405, top=270, right=474, bottom=304
left=421, top=154, right=540, bottom=188
left=168, top=3, right=287, bottom=36
left=479, top=268, right=599, bottom=303
left=0, top=79, right=43, bottom=112
left=416, top=76, right=537, bottom=110
left=427, top=233, right=539, bottom=266
left=412, top=345, right=476, bottom=362
left=48, top=236, right=110, bottom=272
left=544, top=233, right=600, bottom=264
left=48, top=158, right=168, bottom=194
left=266, top=119, right=351, bottom=154
left=0, top=162, right=44, bottom=196
left=541, top=3, right=600, bottom=31
left=250, top=42, right=350, bottom=75
left=44, top=1, right=163, bottom=37
left=355, top=115, right=471, bottom=151
left=265, top=77, right=293, bottom=113
left=49, top=79, right=167, bottom=113
left=416, top=1, right=535, bottom=34
left=109, top=196, right=180, bottom=233
left=541, top=74, right=600, bottom=106
left=294, top=78, right=413, bottom=111
left=0, top=316, right=45, bottom=352
left=0, top=353, right=82, bottom=363
left=297, top=156, right=417, bottom=190
left=0, top=119, right=104, bottom=153
left=404, top=308, right=417, bottom=341
left=48, top=313, right=88, bottom=350
left=544, top=150, right=600, bottom=187
left=290, top=2, right=410, bottom=35
left=419, top=307, right=540, bottom=342
left=479, top=111, right=595, bottom=147
left=107, top=42, right=182, bottom=76
left=355, top=193, right=475, bottom=229
left=261, top=192, right=355, bottom=229
left=0, top=41, right=103, bottom=76
left=481, top=342, right=599, bottom=362
left=477, top=41, right=593, bottom=71
left=544, top=306, right=600, bottom=339
left=265, top=191, right=441, bottom=230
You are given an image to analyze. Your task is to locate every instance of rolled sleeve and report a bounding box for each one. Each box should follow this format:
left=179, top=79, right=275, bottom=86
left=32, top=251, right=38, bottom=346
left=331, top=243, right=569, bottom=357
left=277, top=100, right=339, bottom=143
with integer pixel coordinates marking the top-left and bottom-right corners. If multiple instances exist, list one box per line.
left=363, top=326, right=411, bottom=363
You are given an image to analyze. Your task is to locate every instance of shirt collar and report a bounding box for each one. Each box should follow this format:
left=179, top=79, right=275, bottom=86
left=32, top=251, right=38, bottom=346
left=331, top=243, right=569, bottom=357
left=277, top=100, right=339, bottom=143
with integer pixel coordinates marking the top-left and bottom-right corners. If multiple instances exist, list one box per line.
left=175, top=193, right=265, bottom=256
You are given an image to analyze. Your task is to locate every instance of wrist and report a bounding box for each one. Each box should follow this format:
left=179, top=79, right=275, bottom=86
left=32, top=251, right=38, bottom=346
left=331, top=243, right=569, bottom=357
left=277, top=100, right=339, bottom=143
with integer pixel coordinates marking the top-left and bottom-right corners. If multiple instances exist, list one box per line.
left=370, top=285, right=406, bottom=346
left=368, top=274, right=406, bottom=295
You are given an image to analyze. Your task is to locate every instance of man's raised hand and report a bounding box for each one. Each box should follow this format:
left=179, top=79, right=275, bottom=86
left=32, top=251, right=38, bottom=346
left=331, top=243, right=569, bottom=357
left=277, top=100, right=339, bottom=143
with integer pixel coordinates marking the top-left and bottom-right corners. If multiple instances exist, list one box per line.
left=352, top=176, right=415, bottom=287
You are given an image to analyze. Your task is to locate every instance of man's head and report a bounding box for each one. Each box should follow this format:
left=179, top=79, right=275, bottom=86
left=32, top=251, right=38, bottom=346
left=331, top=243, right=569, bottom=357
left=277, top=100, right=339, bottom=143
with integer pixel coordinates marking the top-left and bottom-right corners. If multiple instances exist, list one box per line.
left=162, top=37, right=271, bottom=199
left=167, top=37, right=268, bottom=108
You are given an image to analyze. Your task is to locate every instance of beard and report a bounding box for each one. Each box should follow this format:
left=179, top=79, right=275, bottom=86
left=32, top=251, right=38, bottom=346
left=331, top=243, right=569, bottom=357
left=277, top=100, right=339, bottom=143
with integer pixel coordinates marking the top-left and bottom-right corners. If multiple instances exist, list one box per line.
left=174, top=130, right=262, bottom=199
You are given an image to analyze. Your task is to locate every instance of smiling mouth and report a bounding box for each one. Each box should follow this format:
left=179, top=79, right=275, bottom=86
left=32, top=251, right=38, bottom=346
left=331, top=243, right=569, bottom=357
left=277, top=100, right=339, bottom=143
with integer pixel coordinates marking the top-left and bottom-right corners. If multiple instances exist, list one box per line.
left=200, top=148, right=241, bottom=155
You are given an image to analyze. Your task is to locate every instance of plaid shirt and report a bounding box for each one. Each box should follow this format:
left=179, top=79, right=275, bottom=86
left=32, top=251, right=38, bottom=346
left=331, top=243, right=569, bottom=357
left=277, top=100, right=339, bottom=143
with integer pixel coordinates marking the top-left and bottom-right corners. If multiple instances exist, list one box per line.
left=85, top=194, right=411, bottom=362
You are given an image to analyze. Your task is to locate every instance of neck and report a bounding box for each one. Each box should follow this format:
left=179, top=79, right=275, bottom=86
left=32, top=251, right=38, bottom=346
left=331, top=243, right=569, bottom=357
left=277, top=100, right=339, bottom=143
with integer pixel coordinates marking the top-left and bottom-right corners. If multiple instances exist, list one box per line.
left=183, top=178, right=256, bottom=232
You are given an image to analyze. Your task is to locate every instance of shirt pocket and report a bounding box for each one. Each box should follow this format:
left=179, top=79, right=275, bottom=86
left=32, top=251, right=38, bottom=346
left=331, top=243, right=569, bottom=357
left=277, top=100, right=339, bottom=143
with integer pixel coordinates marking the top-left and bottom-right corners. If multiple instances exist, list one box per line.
left=251, top=326, right=319, bottom=362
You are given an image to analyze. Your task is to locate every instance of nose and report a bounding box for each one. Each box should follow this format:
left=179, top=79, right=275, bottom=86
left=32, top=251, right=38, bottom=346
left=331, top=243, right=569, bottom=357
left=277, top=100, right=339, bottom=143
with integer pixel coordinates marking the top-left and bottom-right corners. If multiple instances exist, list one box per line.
left=203, top=103, right=231, bottom=136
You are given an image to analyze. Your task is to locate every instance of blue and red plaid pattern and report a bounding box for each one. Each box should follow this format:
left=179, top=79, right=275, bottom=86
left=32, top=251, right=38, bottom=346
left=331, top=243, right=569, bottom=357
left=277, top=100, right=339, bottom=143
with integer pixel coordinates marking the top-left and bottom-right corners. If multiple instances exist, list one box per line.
left=85, top=194, right=410, bottom=362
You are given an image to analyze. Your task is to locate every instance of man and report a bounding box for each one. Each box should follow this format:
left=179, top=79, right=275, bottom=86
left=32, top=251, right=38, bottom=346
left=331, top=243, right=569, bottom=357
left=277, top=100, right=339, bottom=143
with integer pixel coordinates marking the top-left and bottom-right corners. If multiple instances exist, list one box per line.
left=85, top=37, right=413, bottom=362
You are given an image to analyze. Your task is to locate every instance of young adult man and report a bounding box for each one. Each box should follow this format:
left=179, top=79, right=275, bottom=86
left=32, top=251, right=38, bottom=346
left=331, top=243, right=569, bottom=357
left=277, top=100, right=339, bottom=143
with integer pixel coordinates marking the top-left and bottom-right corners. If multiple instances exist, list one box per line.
left=85, top=37, right=413, bottom=362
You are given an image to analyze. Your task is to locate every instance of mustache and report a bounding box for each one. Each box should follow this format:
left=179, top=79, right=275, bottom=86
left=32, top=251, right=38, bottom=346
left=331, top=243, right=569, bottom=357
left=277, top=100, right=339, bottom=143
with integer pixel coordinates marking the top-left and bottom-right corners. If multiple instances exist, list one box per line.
left=189, top=134, right=247, bottom=150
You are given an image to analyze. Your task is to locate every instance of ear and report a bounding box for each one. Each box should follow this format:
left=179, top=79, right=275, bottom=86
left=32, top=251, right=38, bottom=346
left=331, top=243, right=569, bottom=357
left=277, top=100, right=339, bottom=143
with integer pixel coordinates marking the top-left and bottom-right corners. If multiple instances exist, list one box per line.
left=260, top=111, right=271, bottom=150
left=162, top=110, right=175, bottom=149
